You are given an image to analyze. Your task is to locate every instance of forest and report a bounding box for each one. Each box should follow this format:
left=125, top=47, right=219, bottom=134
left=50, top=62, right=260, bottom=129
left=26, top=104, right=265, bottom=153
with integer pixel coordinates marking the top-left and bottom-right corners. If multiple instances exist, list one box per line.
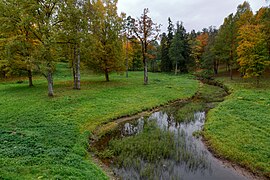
left=0, top=0, right=269, bottom=179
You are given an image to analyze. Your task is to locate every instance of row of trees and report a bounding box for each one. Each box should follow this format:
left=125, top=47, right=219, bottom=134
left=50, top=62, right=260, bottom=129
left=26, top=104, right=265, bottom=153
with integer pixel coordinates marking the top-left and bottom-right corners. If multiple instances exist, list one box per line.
left=199, top=2, right=270, bottom=83
left=1, top=1, right=269, bottom=96
left=0, top=0, right=160, bottom=96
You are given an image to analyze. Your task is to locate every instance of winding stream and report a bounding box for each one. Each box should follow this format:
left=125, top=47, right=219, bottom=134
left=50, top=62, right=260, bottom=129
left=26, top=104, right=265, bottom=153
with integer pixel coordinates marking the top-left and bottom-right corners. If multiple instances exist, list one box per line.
left=91, top=83, right=250, bottom=180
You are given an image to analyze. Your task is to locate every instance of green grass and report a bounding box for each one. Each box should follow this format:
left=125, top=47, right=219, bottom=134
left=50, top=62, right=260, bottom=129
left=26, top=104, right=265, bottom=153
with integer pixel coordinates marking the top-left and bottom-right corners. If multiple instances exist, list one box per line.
left=0, top=63, right=199, bottom=179
left=204, top=76, right=270, bottom=178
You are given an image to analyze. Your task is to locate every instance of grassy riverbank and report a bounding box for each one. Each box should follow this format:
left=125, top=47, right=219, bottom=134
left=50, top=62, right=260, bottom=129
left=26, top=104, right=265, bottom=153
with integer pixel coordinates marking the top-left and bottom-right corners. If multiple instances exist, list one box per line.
left=0, top=64, right=199, bottom=179
left=204, top=76, right=270, bottom=178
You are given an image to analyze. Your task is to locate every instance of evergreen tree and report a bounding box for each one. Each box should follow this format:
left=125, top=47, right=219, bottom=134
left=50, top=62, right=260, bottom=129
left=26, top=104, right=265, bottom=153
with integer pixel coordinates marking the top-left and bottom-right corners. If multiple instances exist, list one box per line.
left=160, top=18, right=174, bottom=72
left=169, top=22, right=190, bottom=74
left=160, top=33, right=171, bottom=72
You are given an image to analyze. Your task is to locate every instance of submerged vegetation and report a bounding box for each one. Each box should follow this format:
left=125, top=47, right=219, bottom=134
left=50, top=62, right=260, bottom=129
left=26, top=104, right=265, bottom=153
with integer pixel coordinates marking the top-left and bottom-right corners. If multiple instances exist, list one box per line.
left=107, top=122, right=209, bottom=179
left=92, top=83, right=229, bottom=179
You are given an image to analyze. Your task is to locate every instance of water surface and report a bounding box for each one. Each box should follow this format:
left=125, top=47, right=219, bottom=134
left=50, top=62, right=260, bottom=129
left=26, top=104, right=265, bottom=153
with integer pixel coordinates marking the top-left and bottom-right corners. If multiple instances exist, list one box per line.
left=93, top=84, right=249, bottom=180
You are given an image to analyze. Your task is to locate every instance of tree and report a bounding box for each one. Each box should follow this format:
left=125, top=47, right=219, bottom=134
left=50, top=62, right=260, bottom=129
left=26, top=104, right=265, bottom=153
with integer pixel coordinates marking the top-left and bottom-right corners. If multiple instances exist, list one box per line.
left=122, top=15, right=134, bottom=78
left=160, top=18, right=173, bottom=72
left=131, top=8, right=160, bottom=85
left=59, top=0, right=86, bottom=90
left=148, top=40, right=159, bottom=72
left=237, top=24, right=269, bottom=85
left=129, top=38, right=143, bottom=71
left=195, top=31, right=209, bottom=68
left=31, top=0, right=64, bottom=96
left=202, top=27, right=219, bottom=74
left=169, top=22, right=189, bottom=75
left=189, top=30, right=201, bottom=70
left=170, top=22, right=191, bottom=73
left=85, top=0, right=124, bottom=82
left=160, top=33, right=171, bottom=72
left=214, top=13, right=238, bottom=79
left=256, top=7, right=270, bottom=60
left=0, top=0, right=38, bottom=87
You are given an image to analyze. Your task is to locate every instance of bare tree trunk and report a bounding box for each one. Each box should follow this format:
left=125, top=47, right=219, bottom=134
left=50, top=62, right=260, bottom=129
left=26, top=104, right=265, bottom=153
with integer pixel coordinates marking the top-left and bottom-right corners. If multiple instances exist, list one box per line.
left=47, top=71, right=54, bottom=97
left=28, top=70, right=34, bottom=87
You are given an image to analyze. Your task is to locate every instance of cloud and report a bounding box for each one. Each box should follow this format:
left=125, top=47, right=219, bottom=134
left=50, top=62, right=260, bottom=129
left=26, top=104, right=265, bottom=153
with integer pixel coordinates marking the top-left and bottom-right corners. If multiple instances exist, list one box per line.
left=117, top=0, right=268, bottom=32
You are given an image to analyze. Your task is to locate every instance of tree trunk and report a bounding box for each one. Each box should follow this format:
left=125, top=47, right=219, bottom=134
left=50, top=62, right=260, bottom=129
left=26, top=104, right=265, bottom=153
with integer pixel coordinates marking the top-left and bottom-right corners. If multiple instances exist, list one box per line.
left=76, top=45, right=81, bottom=90
left=229, top=50, right=233, bottom=80
left=105, top=68, right=109, bottom=82
left=213, top=60, right=219, bottom=75
left=175, top=62, right=178, bottom=75
left=28, top=70, right=34, bottom=87
left=143, top=52, right=148, bottom=85
left=126, top=39, right=129, bottom=78
left=229, top=65, right=233, bottom=80
left=73, top=45, right=77, bottom=89
left=142, top=41, right=148, bottom=85
left=47, top=71, right=54, bottom=97
left=256, top=76, right=260, bottom=87
left=144, top=62, right=148, bottom=85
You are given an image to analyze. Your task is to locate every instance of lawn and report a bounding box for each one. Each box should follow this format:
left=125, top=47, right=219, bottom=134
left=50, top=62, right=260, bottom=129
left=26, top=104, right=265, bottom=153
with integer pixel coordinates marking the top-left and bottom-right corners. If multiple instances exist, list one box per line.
left=0, top=63, right=199, bottom=179
left=204, top=76, right=270, bottom=178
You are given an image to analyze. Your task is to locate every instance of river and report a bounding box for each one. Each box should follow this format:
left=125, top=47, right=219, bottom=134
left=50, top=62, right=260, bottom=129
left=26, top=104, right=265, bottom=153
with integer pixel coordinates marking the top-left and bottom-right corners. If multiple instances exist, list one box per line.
left=91, top=83, right=251, bottom=180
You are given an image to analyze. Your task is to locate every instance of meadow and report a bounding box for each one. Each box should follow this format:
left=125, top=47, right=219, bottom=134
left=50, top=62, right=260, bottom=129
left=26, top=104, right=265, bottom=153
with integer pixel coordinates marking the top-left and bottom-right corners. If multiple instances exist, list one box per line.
left=204, top=76, right=270, bottom=178
left=0, top=63, right=199, bottom=179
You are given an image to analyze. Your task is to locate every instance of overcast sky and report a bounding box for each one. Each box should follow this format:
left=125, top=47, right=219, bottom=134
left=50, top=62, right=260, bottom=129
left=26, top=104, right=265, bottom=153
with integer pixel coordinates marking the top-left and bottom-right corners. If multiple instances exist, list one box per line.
left=117, top=0, right=268, bottom=33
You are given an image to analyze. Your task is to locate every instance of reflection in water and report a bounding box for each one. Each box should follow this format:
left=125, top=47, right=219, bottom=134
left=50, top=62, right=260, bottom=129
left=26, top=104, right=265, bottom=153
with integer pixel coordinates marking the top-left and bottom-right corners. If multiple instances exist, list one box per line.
left=114, top=110, right=213, bottom=180
left=111, top=107, right=247, bottom=180
left=94, top=84, right=248, bottom=180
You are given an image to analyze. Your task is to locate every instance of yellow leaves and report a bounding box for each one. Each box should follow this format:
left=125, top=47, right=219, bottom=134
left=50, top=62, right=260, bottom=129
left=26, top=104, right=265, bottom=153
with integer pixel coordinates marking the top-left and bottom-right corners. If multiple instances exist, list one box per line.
left=237, top=24, right=269, bottom=79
